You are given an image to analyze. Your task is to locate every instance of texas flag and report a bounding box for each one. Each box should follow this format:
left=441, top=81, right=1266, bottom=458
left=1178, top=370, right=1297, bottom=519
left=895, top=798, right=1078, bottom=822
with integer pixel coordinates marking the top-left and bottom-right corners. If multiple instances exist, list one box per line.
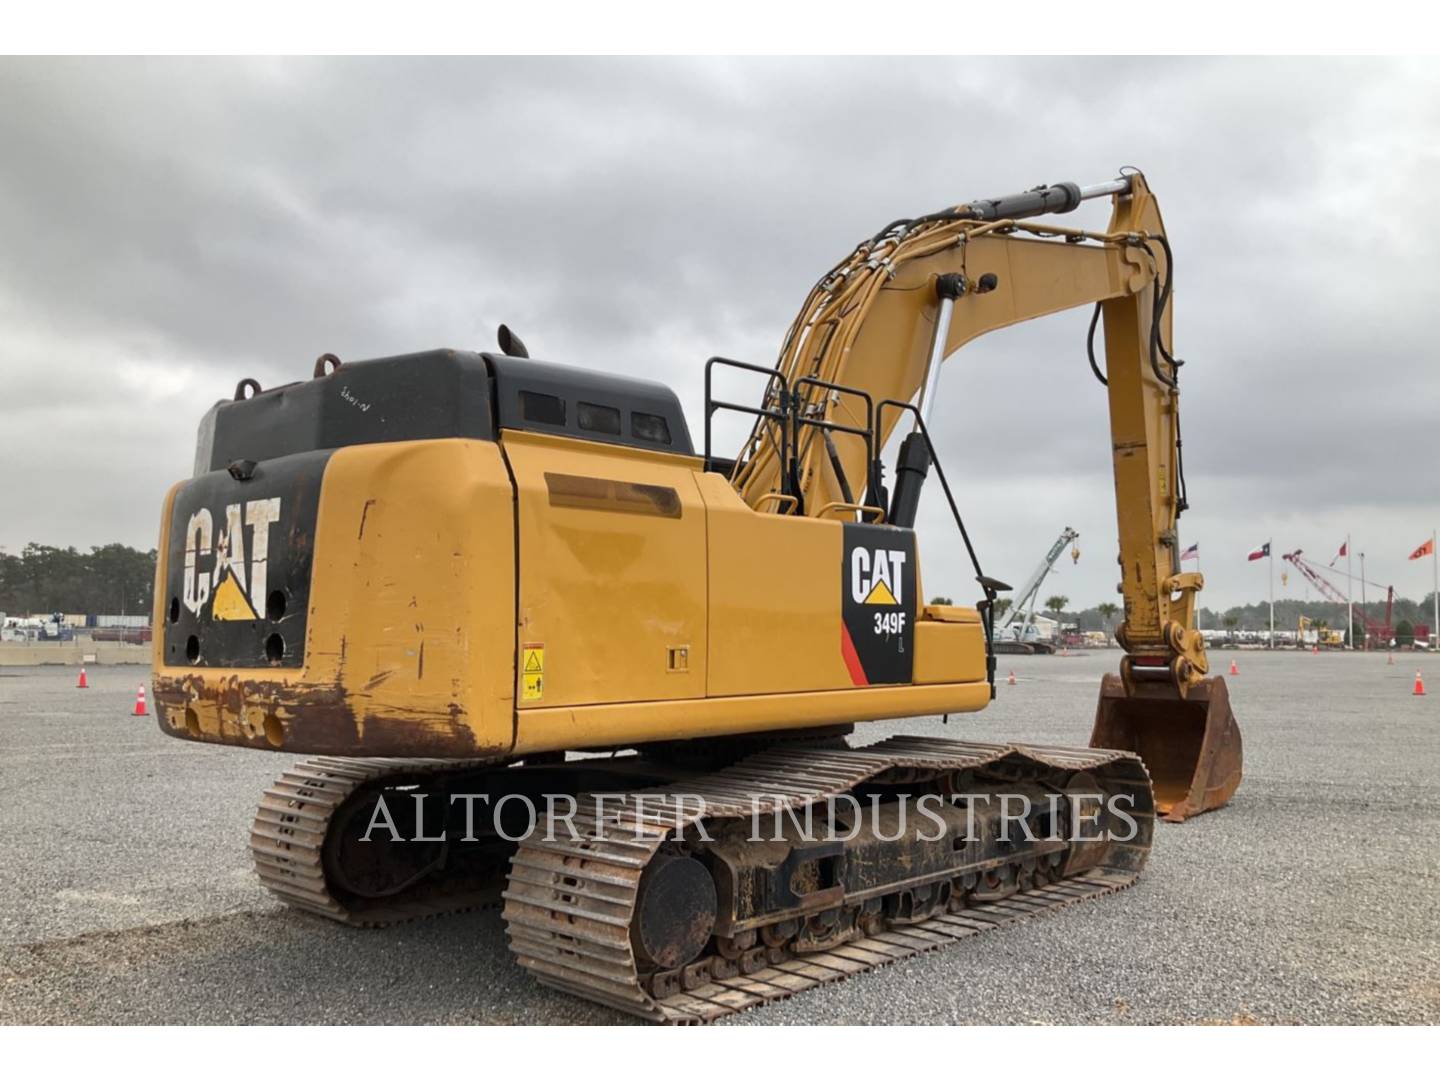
left=1410, top=537, right=1435, bottom=561
left=1329, top=540, right=1347, bottom=567
left=1247, top=542, right=1270, bottom=562
left=1180, top=543, right=1199, bottom=561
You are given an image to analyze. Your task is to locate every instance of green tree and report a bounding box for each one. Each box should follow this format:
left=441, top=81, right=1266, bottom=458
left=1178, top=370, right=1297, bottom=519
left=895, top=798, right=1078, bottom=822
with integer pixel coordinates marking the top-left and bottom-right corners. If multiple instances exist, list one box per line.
left=928, top=595, right=953, bottom=606
left=1044, top=595, right=1069, bottom=627
left=1396, top=619, right=1414, bottom=647
left=992, top=597, right=1013, bottom=620
left=0, top=543, right=156, bottom=616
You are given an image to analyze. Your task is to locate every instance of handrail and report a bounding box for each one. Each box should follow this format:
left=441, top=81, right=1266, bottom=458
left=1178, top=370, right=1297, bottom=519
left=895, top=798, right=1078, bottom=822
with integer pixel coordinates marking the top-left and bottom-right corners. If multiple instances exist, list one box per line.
left=876, top=397, right=1002, bottom=697
left=755, top=493, right=799, bottom=512
left=792, top=375, right=877, bottom=511
left=704, top=357, right=797, bottom=511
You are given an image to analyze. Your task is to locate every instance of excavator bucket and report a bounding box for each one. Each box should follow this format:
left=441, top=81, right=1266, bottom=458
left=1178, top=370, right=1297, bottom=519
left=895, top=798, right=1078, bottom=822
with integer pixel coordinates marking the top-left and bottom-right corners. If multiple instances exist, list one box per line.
left=1089, top=674, right=1242, bottom=822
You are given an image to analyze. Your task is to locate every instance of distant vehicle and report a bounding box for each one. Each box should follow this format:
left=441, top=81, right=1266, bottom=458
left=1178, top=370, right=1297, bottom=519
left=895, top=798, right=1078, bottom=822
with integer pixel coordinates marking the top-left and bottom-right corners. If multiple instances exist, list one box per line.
left=993, top=527, right=1078, bottom=655
left=1298, top=616, right=1344, bottom=649
left=1, top=614, right=71, bottom=642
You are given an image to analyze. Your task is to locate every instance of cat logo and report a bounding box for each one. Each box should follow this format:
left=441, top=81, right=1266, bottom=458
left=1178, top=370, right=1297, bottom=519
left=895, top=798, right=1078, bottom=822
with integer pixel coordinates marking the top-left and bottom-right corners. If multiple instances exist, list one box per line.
left=182, top=498, right=282, bottom=621
left=840, top=524, right=916, bottom=686
left=850, top=546, right=906, bottom=606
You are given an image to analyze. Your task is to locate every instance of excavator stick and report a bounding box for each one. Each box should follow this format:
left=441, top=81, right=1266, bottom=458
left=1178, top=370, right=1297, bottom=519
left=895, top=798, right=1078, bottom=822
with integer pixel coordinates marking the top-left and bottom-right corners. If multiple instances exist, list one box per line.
left=1090, top=674, right=1242, bottom=822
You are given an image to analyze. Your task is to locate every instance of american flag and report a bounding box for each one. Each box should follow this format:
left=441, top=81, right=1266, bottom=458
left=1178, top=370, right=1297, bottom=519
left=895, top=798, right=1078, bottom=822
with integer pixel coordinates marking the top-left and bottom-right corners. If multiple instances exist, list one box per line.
left=1180, top=543, right=1199, bottom=561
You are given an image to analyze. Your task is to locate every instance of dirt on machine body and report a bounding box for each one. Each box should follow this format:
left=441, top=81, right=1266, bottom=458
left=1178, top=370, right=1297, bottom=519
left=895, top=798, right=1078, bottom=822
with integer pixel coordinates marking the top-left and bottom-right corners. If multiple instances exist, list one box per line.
left=154, top=171, right=1239, bottom=1020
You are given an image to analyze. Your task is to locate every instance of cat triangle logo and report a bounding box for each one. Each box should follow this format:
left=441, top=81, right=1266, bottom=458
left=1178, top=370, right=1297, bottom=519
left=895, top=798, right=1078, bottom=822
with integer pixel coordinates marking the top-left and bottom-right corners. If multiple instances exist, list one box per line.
left=212, top=573, right=257, bottom=621
left=863, top=580, right=898, bottom=606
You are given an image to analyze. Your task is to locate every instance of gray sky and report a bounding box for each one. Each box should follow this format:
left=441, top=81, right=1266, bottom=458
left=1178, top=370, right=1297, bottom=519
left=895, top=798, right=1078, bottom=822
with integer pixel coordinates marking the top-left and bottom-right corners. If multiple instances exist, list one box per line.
left=1, top=56, right=1437, bottom=610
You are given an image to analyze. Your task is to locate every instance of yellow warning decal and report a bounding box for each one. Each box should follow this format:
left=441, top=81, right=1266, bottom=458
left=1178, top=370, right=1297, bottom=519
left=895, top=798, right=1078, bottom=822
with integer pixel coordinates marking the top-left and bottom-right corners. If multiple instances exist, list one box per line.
left=862, top=580, right=898, bottom=606
left=521, top=644, right=545, bottom=701
left=212, top=573, right=258, bottom=621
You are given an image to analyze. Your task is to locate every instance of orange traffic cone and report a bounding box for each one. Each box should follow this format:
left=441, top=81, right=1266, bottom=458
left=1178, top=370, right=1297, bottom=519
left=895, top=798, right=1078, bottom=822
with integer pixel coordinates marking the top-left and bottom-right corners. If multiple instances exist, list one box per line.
left=1007, top=670, right=1017, bottom=686
left=133, top=684, right=149, bottom=716
left=1228, top=659, right=1239, bottom=676
left=1414, top=671, right=1426, bottom=697
left=76, top=667, right=89, bottom=689
left=1388, top=652, right=1395, bottom=666
left=1312, top=645, right=1319, bottom=655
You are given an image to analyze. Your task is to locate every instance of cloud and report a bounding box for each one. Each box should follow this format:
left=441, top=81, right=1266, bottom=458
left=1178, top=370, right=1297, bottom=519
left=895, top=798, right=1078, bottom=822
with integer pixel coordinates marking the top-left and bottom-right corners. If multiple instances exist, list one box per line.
left=1, top=56, right=1436, bottom=608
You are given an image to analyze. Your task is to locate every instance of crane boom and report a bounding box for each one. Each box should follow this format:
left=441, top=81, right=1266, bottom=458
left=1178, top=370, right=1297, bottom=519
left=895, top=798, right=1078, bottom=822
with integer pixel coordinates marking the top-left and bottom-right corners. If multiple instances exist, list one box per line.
left=1283, top=551, right=1394, bottom=646
left=997, top=527, right=1080, bottom=641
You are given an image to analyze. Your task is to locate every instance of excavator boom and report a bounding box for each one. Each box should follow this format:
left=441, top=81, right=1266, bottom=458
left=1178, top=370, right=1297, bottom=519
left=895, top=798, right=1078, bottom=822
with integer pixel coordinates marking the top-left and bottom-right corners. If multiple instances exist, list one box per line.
left=728, top=171, right=1242, bottom=819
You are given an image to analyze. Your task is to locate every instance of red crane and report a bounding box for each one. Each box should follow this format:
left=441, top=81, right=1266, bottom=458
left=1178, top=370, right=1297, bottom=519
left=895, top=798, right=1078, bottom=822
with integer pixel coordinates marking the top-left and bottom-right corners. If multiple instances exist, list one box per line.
left=1282, top=550, right=1393, bottom=648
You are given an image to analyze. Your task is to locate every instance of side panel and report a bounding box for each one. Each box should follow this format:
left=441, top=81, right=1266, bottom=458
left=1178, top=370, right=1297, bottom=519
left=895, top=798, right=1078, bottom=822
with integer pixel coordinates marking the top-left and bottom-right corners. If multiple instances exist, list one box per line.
left=152, top=439, right=517, bottom=756
left=502, top=430, right=708, bottom=709
left=913, top=621, right=987, bottom=685
left=511, top=682, right=993, bottom=755
left=700, top=473, right=852, bottom=697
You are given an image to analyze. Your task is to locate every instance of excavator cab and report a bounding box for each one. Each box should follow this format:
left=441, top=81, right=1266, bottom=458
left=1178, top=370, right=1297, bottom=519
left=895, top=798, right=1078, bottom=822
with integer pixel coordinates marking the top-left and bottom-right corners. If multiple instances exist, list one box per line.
left=1091, top=673, right=1242, bottom=822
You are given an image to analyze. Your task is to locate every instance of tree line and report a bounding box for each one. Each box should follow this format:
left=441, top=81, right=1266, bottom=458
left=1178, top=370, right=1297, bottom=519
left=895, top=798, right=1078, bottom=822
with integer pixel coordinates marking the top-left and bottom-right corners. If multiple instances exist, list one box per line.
left=0, top=543, right=157, bottom=617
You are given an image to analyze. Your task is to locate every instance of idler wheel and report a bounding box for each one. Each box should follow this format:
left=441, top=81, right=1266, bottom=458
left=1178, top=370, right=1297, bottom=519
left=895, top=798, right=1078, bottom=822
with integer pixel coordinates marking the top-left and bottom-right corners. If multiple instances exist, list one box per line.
left=631, top=853, right=717, bottom=971
left=323, top=792, right=447, bottom=900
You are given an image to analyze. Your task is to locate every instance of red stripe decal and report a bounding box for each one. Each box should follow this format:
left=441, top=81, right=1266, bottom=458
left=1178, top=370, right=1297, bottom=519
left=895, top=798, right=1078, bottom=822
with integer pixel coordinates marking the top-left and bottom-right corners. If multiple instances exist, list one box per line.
left=840, top=622, right=869, bottom=686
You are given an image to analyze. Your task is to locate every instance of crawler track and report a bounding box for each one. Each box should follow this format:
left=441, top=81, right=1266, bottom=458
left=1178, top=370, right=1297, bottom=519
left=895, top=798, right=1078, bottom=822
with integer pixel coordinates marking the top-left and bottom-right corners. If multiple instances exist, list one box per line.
left=502, top=736, right=1153, bottom=1023
left=250, top=757, right=509, bottom=926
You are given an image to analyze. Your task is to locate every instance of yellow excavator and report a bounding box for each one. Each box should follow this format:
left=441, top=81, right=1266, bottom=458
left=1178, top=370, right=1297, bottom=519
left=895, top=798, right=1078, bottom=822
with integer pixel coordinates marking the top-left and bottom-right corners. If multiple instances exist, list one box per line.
left=151, top=170, right=1241, bottom=1022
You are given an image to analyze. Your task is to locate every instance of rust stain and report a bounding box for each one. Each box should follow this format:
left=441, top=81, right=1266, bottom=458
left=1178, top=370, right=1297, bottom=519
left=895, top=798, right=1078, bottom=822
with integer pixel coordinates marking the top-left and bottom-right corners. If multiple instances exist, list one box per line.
left=153, top=671, right=494, bottom=758
left=357, top=498, right=377, bottom=540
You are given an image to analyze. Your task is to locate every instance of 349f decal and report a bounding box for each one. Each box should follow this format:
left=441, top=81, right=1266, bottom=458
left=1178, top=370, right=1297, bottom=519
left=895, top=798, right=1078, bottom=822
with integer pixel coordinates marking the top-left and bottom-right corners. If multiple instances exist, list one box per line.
left=840, top=523, right=917, bottom=686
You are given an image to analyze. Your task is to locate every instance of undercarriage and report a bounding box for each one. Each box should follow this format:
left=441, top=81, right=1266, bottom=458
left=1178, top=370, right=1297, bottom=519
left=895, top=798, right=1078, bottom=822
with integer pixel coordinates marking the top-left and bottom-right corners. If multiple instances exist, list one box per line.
left=252, top=734, right=1154, bottom=1022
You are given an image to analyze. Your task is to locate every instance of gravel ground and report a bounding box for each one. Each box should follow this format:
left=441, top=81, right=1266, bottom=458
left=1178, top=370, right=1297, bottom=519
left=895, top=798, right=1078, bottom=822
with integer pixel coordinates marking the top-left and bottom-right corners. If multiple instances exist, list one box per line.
left=1, top=652, right=1437, bottom=1025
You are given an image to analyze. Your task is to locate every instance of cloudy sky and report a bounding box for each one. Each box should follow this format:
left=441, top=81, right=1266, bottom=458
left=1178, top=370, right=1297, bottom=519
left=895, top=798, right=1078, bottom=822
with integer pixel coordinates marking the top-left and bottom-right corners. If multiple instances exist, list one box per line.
left=2, top=56, right=1437, bottom=610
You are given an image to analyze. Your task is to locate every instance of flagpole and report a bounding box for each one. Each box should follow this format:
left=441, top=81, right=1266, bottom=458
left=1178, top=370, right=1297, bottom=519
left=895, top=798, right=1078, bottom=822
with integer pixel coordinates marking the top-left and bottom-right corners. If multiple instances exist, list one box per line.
left=1268, top=539, right=1275, bottom=650
left=1432, top=529, right=1437, bottom=651
left=1346, top=534, right=1353, bottom=650
left=1360, top=552, right=1367, bottom=651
